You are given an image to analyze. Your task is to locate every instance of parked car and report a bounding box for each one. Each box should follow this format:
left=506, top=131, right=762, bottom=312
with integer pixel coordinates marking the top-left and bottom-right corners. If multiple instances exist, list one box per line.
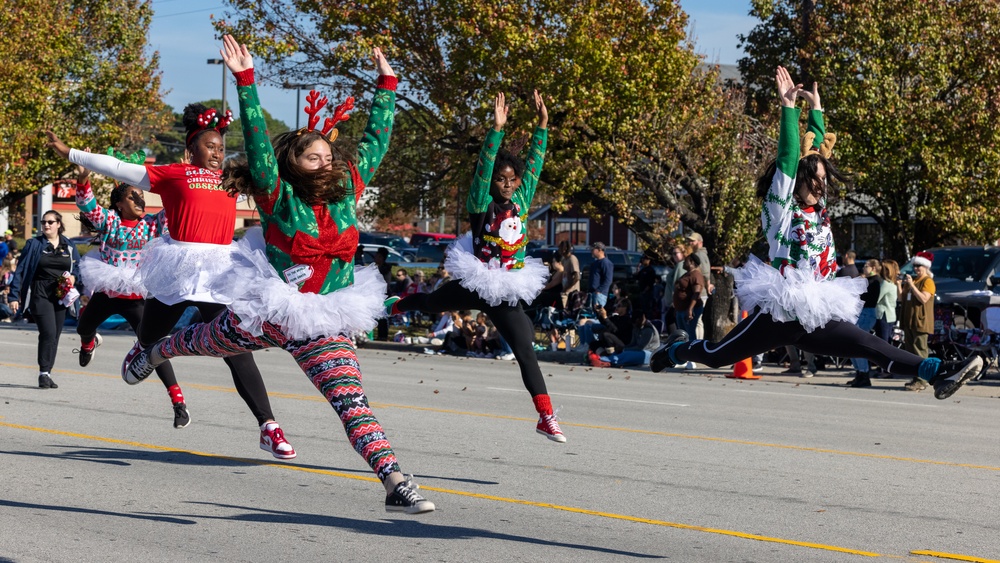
left=414, top=241, right=450, bottom=263
left=409, top=232, right=456, bottom=247
left=901, top=246, right=1000, bottom=326
left=526, top=245, right=638, bottom=291
left=358, top=231, right=416, bottom=260
left=355, top=245, right=410, bottom=268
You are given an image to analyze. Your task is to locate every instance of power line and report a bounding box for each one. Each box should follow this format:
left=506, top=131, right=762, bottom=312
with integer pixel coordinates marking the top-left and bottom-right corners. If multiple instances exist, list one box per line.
left=153, top=5, right=223, bottom=19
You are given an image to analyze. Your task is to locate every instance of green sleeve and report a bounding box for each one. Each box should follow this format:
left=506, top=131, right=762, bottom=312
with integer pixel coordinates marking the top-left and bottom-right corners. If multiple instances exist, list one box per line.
left=806, top=109, right=825, bottom=149
left=356, top=82, right=397, bottom=187
left=776, top=106, right=802, bottom=178
left=516, top=126, right=547, bottom=206
left=236, top=79, right=281, bottom=197
left=468, top=128, right=504, bottom=213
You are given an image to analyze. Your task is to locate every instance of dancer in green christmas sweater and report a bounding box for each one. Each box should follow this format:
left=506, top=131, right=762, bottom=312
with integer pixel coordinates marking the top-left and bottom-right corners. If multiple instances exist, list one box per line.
left=123, top=35, right=433, bottom=514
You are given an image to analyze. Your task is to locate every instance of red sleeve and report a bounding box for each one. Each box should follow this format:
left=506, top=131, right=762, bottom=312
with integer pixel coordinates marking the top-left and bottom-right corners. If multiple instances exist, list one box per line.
left=145, top=163, right=185, bottom=195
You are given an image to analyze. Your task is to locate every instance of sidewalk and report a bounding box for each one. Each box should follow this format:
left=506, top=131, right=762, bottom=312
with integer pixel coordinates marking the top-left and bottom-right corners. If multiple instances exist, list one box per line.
left=359, top=339, right=1000, bottom=399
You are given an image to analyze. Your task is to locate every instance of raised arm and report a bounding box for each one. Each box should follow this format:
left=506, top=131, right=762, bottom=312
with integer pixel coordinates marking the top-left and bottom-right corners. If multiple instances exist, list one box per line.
left=798, top=81, right=825, bottom=148
left=516, top=90, right=548, bottom=206
left=74, top=162, right=113, bottom=234
left=222, top=35, right=280, bottom=201
left=356, top=47, right=398, bottom=191
left=763, top=66, right=803, bottom=260
left=468, top=93, right=507, bottom=213
left=47, top=132, right=151, bottom=190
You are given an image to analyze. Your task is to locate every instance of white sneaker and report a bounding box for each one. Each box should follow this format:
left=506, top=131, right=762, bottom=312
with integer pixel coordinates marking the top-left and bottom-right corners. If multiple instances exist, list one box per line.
left=498, top=353, right=515, bottom=361
left=683, top=361, right=698, bottom=370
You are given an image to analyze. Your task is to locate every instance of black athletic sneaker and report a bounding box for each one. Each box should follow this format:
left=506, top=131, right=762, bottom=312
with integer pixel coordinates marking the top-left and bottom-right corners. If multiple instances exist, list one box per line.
left=932, top=356, right=983, bottom=400
left=77, top=333, right=102, bottom=367
left=649, top=330, right=690, bottom=373
left=38, top=373, right=58, bottom=389
left=847, top=373, right=872, bottom=388
left=122, top=339, right=166, bottom=385
left=173, top=402, right=191, bottom=429
left=385, top=478, right=435, bottom=514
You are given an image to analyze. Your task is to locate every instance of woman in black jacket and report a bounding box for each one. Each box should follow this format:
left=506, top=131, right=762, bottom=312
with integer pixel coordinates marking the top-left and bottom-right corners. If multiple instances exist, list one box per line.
left=9, top=211, right=82, bottom=388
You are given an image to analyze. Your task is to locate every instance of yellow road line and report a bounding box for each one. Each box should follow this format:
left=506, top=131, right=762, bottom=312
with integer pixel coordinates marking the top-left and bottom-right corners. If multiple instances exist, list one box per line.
left=911, top=551, right=1000, bottom=563
left=1, top=420, right=884, bottom=559
left=4, top=361, right=1000, bottom=473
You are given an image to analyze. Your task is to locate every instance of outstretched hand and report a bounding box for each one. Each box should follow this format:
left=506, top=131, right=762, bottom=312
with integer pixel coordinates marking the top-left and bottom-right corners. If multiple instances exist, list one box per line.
left=493, top=92, right=509, bottom=131
left=775, top=66, right=801, bottom=108
left=797, top=81, right=822, bottom=111
left=533, top=89, right=548, bottom=129
left=220, top=34, right=253, bottom=74
left=44, top=130, right=71, bottom=159
left=373, top=47, right=395, bottom=77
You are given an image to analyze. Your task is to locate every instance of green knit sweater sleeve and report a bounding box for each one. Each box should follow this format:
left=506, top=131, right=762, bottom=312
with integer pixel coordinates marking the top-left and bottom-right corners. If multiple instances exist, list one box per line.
left=468, top=128, right=505, bottom=213
left=356, top=75, right=398, bottom=188
left=234, top=70, right=280, bottom=199
left=763, top=106, right=801, bottom=265
left=806, top=109, right=825, bottom=149
left=517, top=126, right=547, bottom=206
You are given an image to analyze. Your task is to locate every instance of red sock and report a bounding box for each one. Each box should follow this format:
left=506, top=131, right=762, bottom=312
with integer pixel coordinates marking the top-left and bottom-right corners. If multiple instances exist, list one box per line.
left=81, top=338, right=95, bottom=351
left=532, top=394, right=553, bottom=416
left=167, top=385, right=184, bottom=405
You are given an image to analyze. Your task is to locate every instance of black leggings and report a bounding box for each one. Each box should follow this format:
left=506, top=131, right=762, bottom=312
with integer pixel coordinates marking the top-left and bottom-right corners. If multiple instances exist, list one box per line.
left=30, top=295, right=66, bottom=373
left=77, top=292, right=179, bottom=389
left=397, top=280, right=548, bottom=396
left=676, top=309, right=925, bottom=377
left=138, top=298, right=274, bottom=425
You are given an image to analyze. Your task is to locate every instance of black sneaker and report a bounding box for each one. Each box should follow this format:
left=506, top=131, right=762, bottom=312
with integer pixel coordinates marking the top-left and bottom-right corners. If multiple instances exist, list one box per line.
left=932, top=355, right=983, bottom=400
left=385, top=477, right=435, bottom=514
left=649, top=330, right=690, bottom=373
left=847, top=373, right=872, bottom=388
left=173, top=402, right=191, bottom=429
left=122, top=339, right=165, bottom=385
left=77, top=334, right=102, bottom=367
left=38, top=373, right=57, bottom=389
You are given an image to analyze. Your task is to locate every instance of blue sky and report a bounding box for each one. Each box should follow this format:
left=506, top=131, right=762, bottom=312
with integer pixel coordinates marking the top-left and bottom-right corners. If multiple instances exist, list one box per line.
left=149, top=0, right=756, bottom=129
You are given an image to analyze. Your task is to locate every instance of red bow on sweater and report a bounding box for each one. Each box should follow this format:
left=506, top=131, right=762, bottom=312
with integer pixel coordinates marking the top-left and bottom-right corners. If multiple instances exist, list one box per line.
left=277, top=215, right=358, bottom=294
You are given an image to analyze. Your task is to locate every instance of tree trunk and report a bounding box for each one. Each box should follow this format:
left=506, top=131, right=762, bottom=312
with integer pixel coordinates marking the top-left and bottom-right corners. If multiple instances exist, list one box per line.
left=704, top=270, right=739, bottom=341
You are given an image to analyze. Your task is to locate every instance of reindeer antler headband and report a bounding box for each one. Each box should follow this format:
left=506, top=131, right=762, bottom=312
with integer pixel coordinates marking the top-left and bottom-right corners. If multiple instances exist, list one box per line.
left=186, top=107, right=234, bottom=145
left=299, top=90, right=354, bottom=142
left=801, top=131, right=837, bottom=160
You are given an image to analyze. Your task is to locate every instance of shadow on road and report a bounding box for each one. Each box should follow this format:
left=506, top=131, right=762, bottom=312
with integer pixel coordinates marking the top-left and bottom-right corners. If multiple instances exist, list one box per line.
left=0, top=498, right=196, bottom=525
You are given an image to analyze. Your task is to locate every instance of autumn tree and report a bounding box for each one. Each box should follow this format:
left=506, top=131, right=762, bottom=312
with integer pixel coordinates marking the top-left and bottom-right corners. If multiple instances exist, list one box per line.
left=740, top=0, right=1000, bottom=259
left=0, top=0, right=170, bottom=211
left=213, top=0, right=763, bottom=265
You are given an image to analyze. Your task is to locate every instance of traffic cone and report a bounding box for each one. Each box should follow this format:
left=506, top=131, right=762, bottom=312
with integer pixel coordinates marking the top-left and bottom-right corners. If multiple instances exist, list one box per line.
left=727, top=310, right=761, bottom=379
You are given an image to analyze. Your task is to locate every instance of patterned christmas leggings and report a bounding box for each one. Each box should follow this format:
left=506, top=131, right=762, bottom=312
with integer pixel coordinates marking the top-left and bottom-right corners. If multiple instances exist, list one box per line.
left=153, top=310, right=402, bottom=482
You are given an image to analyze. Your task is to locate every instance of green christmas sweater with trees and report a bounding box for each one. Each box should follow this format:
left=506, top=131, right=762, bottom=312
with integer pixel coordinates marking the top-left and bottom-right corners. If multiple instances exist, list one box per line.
left=234, top=68, right=396, bottom=295
left=763, top=106, right=839, bottom=278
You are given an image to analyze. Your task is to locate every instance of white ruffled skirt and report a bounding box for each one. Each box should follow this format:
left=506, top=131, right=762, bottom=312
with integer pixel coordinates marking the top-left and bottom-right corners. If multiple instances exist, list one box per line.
left=209, top=228, right=387, bottom=341
left=79, top=253, right=144, bottom=298
left=731, top=255, right=867, bottom=333
left=444, top=232, right=549, bottom=307
left=137, top=236, right=241, bottom=306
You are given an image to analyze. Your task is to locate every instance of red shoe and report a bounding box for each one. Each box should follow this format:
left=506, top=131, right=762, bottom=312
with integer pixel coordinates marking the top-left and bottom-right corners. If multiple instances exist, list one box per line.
left=260, top=423, right=297, bottom=459
left=587, top=351, right=611, bottom=368
left=536, top=414, right=567, bottom=443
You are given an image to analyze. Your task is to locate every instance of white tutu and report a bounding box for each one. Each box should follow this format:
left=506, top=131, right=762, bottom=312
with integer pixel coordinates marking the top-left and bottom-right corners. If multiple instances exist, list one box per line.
left=79, top=253, right=144, bottom=298
left=136, top=236, right=241, bottom=306
left=444, top=232, right=549, bottom=307
left=731, top=255, right=867, bottom=333
left=211, top=227, right=387, bottom=341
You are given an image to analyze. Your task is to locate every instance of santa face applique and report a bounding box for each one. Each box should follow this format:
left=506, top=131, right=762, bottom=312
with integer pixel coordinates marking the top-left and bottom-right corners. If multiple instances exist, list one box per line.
left=480, top=204, right=526, bottom=269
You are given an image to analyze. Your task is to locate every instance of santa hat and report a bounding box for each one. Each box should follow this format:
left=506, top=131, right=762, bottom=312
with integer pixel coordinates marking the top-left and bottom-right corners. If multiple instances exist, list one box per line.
left=913, top=251, right=933, bottom=269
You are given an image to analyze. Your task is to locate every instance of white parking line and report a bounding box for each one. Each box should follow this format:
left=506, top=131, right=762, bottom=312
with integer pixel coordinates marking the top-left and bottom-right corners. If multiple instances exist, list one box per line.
left=486, top=387, right=690, bottom=407
left=728, top=388, right=939, bottom=407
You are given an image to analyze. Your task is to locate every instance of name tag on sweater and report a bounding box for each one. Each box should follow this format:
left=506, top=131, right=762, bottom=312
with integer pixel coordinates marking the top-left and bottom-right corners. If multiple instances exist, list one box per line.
left=284, top=264, right=314, bottom=286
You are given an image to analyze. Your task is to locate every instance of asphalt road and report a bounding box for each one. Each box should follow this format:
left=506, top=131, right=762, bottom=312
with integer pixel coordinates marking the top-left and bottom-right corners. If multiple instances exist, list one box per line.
left=1, top=325, right=999, bottom=562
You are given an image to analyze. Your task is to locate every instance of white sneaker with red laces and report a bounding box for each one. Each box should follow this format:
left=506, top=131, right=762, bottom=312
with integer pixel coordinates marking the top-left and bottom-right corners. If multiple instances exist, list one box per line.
left=536, top=413, right=567, bottom=443
left=260, top=422, right=297, bottom=459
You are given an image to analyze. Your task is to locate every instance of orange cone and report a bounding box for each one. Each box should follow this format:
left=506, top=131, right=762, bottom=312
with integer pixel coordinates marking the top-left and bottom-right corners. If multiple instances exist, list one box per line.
left=727, top=311, right=761, bottom=379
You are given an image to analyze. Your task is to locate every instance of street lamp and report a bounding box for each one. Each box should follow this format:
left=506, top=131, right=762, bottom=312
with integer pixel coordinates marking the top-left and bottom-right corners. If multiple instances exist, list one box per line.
left=283, top=82, right=315, bottom=129
left=206, top=58, right=226, bottom=140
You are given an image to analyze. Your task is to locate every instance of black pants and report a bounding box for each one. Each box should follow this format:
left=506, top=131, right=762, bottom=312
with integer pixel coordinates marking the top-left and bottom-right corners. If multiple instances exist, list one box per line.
left=676, top=309, right=924, bottom=377
left=138, top=298, right=274, bottom=425
left=77, top=292, right=179, bottom=389
left=397, top=280, right=548, bottom=396
left=30, top=295, right=66, bottom=373
left=590, top=331, right=626, bottom=353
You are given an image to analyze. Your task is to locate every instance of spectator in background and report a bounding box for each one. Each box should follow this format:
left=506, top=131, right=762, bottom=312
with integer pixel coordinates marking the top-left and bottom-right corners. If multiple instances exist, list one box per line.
left=405, top=270, right=429, bottom=296
left=873, top=259, right=901, bottom=352
left=354, top=244, right=365, bottom=266
left=837, top=250, right=860, bottom=278
left=901, top=251, right=936, bottom=392
left=374, top=248, right=393, bottom=341
left=586, top=298, right=633, bottom=366
left=635, top=253, right=657, bottom=315
left=4, top=230, right=17, bottom=255
left=534, top=259, right=565, bottom=310
left=591, top=310, right=661, bottom=368
left=589, top=241, right=613, bottom=307
left=393, top=268, right=412, bottom=296
left=686, top=232, right=713, bottom=339
left=847, top=259, right=883, bottom=388
left=558, top=240, right=581, bottom=307
left=0, top=236, right=8, bottom=264
left=661, top=245, right=686, bottom=334
left=431, top=265, right=451, bottom=291
left=673, top=253, right=705, bottom=340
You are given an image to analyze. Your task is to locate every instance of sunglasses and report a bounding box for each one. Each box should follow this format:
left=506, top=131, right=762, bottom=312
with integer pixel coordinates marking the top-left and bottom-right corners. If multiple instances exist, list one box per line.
left=41, top=220, right=59, bottom=225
